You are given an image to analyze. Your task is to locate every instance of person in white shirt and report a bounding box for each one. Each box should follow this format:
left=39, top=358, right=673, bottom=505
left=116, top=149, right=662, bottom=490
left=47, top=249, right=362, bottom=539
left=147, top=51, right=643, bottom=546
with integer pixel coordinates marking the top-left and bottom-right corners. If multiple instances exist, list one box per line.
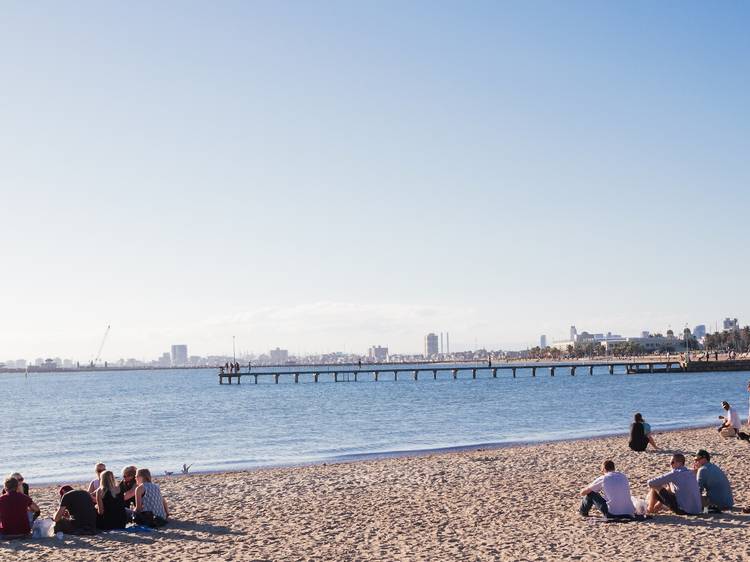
left=579, top=460, right=635, bottom=518
left=718, top=401, right=741, bottom=438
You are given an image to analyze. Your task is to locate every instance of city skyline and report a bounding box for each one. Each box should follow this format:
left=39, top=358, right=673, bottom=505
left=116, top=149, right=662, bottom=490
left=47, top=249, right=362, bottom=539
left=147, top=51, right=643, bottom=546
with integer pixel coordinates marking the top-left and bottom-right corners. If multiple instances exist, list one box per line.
left=2, top=2, right=748, bottom=361
left=3, top=315, right=743, bottom=366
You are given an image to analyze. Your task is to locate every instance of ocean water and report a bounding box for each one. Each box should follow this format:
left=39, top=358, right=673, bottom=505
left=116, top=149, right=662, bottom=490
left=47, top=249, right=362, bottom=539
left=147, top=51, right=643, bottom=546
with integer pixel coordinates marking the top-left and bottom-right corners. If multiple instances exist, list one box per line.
left=3, top=365, right=749, bottom=483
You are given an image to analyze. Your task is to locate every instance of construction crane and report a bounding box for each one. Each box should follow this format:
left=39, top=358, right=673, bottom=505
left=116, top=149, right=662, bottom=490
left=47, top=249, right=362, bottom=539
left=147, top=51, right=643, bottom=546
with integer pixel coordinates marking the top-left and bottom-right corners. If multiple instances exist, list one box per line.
left=92, top=325, right=111, bottom=366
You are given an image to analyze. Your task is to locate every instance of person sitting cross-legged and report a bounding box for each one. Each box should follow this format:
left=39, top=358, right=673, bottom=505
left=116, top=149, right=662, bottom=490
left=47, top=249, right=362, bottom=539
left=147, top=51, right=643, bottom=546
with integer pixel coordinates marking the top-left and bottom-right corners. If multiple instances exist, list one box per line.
left=579, top=460, right=635, bottom=519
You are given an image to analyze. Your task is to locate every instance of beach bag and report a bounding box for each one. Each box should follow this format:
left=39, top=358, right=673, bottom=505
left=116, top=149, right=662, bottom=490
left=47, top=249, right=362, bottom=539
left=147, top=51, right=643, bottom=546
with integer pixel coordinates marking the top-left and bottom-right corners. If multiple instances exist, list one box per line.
left=32, top=518, right=55, bottom=538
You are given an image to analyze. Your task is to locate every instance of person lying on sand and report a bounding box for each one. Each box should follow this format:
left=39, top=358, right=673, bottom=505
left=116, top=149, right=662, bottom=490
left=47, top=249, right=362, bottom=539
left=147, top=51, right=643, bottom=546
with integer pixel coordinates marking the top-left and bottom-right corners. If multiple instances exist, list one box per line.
left=646, top=453, right=702, bottom=515
left=579, top=460, right=634, bottom=518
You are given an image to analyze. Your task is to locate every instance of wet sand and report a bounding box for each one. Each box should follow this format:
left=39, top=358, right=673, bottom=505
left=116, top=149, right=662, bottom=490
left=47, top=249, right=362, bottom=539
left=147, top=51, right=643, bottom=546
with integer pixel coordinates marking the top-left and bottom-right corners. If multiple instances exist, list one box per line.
left=3, top=425, right=750, bottom=561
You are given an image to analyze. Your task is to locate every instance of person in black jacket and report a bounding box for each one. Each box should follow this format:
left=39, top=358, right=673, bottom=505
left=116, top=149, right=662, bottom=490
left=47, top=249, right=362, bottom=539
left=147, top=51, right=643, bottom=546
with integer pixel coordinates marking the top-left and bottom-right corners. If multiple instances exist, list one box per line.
left=628, top=413, right=650, bottom=451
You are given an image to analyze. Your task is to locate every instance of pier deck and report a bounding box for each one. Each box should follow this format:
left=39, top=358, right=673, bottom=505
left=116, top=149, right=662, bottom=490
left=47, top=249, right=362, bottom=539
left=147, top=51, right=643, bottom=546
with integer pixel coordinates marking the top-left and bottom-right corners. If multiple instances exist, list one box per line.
left=217, top=360, right=694, bottom=384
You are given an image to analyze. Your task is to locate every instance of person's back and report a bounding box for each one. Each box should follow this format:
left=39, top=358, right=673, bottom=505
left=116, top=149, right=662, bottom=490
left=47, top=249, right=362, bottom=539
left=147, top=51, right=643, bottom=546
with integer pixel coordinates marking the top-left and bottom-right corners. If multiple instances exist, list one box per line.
left=698, top=462, right=733, bottom=509
left=98, top=489, right=127, bottom=530
left=628, top=422, right=648, bottom=451
left=141, top=482, right=167, bottom=519
left=61, top=490, right=97, bottom=533
left=600, top=471, right=635, bottom=517
left=0, top=490, right=32, bottom=537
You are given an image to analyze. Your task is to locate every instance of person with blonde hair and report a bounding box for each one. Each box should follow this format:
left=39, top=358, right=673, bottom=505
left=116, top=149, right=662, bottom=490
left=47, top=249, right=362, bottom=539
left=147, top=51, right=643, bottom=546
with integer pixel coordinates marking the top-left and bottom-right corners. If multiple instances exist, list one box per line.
left=87, top=462, right=107, bottom=496
left=134, top=468, right=169, bottom=527
left=95, top=470, right=127, bottom=530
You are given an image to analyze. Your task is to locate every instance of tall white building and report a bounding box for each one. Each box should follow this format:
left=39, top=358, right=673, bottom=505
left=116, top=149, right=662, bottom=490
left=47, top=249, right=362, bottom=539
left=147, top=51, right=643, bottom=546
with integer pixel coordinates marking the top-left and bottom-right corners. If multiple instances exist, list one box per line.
left=269, top=347, right=289, bottom=364
left=540, top=335, right=547, bottom=348
left=368, top=345, right=389, bottom=362
left=171, top=345, right=188, bottom=366
left=569, top=326, right=578, bottom=341
left=424, top=333, right=439, bottom=357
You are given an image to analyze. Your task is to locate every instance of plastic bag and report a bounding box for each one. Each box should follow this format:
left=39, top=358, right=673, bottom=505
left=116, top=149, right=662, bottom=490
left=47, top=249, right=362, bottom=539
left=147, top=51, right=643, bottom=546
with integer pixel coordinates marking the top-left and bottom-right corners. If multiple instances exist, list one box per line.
left=32, top=518, right=56, bottom=538
left=631, top=496, right=648, bottom=516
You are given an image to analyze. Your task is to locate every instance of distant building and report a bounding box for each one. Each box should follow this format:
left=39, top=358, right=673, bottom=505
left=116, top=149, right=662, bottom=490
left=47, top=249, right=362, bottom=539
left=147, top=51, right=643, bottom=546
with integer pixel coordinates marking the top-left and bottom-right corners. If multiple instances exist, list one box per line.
left=551, top=331, right=625, bottom=351
left=641, top=331, right=650, bottom=338
left=723, top=318, right=739, bottom=332
left=540, top=335, right=547, bottom=348
left=693, top=324, right=707, bottom=339
left=171, top=345, right=188, bottom=366
left=569, top=326, right=578, bottom=341
left=158, top=352, right=171, bottom=367
left=368, top=345, right=389, bottom=362
left=424, top=333, right=439, bottom=357
left=269, top=347, right=289, bottom=364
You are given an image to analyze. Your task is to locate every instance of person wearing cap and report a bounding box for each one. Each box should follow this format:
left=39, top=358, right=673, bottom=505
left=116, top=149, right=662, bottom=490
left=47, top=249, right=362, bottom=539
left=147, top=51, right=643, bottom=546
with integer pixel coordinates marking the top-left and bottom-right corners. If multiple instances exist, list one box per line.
left=579, top=460, right=635, bottom=518
left=693, top=450, right=733, bottom=512
left=53, top=486, right=97, bottom=535
left=646, top=453, right=702, bottom=515
left=718, top=401, right=741, bottom=438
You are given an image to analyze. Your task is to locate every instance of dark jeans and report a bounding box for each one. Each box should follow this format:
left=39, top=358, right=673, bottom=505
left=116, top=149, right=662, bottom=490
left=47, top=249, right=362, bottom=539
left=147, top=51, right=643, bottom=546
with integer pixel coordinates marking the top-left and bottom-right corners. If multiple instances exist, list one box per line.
left=580, top=491, right=609, bottom=517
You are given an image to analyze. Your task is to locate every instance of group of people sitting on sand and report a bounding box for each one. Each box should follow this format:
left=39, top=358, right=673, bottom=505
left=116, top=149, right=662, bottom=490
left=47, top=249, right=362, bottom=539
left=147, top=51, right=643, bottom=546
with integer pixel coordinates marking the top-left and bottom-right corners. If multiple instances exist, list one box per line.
left=579, top=399, right=749, bottom=519
left=0, top=462, right=169, bottom=539
left=580, top=450, right=733, bottom=519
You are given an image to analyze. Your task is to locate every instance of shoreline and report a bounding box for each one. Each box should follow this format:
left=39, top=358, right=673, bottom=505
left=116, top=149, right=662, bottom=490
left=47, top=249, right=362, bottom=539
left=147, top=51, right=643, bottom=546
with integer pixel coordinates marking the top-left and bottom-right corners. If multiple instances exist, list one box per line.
left=25, top=420, right=720, bottom=487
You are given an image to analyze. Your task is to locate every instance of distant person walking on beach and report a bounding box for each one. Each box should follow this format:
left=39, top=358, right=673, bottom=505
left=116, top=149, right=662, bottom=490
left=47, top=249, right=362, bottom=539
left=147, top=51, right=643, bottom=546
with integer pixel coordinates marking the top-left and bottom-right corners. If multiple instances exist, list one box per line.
left=718, top=401, right=741, bottom=438
left=579, top=460, right=634, bottom=518
left=693, top=449, right=733, bottom=512
left=646, top=453, right=702, bottom=515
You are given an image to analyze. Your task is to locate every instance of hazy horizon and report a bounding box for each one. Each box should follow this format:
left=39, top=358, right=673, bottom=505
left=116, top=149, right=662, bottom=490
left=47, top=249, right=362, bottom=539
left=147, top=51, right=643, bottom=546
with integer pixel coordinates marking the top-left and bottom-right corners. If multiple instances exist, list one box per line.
left=2, top=1, right=748, bottom=361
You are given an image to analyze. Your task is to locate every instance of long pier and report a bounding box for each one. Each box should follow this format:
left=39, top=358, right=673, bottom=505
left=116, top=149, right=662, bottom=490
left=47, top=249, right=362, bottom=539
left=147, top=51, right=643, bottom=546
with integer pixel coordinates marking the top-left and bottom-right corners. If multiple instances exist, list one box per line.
left=218, top=360, right=688, bottom=384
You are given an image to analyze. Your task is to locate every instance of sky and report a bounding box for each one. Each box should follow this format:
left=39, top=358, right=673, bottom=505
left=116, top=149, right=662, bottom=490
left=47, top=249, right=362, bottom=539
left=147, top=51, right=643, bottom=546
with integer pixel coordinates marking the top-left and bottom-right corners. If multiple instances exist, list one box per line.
left=1, top=1, right=749, bottom=361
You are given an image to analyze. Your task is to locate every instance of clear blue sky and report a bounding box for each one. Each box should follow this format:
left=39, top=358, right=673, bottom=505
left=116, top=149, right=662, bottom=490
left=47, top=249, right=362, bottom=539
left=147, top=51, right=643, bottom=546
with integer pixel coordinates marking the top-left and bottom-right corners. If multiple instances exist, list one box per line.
left=2, top=1, right=748, bottom=361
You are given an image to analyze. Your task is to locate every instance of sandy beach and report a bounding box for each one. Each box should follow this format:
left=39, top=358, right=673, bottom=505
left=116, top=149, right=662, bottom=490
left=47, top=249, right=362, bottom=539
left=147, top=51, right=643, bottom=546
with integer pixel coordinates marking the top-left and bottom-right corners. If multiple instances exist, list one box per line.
left=4, top=426, right=750, bottom=561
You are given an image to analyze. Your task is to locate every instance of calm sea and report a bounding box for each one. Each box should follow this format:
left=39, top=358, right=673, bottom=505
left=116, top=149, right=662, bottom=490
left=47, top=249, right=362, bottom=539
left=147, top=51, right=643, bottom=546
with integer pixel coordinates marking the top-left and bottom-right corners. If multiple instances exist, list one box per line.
left=3, top=365, right=749, bottom=483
